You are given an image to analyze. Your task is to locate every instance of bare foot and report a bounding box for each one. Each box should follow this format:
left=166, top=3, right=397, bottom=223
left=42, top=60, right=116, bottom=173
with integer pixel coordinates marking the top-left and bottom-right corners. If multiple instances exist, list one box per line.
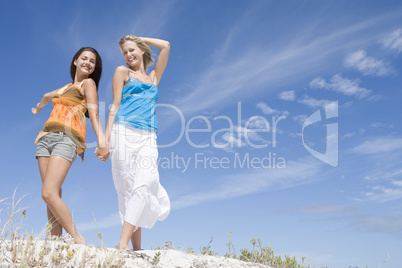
left=51, top=235, right=61, bottom=240
left=74, top=233, right=86, bottom=245
left=117, top=244, right=131, bottom=251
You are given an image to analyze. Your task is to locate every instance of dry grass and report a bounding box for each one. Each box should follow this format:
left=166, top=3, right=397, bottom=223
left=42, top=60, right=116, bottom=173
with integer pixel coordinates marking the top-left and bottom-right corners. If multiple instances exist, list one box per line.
left=0, top=189, right=151, bottom=268
left=0, top=190, right=311, bottom=268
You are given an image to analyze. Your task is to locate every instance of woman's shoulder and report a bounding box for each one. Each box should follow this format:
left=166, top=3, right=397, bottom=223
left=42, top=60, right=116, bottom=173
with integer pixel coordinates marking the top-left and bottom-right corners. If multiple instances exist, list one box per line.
left=116, top=65, right=128, bottom=73
left=114, top=66, right=130, bottom=82
left=82, top=78, right=96, bottom=87
left=80, top=78, right=96, bottom=95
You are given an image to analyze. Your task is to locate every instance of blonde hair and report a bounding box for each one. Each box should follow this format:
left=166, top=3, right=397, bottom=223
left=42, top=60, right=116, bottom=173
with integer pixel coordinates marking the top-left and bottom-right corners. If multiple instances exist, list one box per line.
left=119, top=35, right=154, bottom=71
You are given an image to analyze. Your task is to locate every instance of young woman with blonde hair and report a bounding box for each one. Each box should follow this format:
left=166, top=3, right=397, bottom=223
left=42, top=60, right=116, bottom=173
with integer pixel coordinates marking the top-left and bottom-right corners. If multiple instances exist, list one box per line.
left=102, top=35, right=170, bottom=251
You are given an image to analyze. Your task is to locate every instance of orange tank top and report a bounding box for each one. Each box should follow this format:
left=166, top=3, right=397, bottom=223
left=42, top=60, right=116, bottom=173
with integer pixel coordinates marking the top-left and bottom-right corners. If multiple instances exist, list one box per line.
left=35, top=80, right=88, bottom=155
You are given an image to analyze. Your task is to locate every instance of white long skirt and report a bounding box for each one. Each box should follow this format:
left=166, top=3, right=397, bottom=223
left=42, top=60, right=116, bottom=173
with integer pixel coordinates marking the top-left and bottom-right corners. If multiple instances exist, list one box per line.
left=109, top=124, right=170, bottom=229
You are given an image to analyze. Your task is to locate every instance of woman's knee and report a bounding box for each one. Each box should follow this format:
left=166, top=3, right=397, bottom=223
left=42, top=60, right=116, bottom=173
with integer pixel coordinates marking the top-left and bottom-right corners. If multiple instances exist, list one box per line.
left=42, top=188, right=59, bottom=204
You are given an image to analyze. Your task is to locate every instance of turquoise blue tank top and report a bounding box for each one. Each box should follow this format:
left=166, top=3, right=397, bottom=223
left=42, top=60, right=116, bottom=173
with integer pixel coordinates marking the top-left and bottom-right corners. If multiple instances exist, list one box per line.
left=114, top=68, right=158, bottom=132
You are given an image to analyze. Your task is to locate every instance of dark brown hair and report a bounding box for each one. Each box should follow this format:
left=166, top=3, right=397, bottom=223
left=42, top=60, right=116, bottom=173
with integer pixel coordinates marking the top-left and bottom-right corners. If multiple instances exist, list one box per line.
left=70, top=47, right=102, bottom=90
left=70, top=47, right=102, bottom=117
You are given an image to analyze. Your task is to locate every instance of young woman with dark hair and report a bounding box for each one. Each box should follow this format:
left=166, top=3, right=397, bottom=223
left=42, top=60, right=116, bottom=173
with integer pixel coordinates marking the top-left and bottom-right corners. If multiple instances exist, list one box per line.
left=32, top=47, right=109, bottom=245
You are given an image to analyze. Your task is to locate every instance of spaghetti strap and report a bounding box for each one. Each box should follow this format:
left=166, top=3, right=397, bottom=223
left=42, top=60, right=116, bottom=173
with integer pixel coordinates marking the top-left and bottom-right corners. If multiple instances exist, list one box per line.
left=126, top=67, right=154, bottom=85
left=149, top=76, right=155, bottom=85
left=79, top=79, right=86, bottom=87
left=56, top=83, right=73, bottom=95
left=127, top=67, right=133, bottom=78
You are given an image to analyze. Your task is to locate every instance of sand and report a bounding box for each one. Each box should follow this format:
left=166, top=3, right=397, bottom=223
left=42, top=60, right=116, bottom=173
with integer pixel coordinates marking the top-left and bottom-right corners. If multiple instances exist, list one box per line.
left=0, top=238, right=270, bottom=267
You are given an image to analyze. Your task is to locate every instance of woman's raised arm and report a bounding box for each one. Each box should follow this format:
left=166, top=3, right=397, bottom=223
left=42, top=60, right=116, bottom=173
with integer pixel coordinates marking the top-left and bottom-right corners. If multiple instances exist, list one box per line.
left=141, top=37, right=170, bottom=86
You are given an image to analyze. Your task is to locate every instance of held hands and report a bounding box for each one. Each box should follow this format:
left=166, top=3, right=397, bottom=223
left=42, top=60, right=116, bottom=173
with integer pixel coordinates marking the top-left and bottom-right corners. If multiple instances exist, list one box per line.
left=95, top=146, right=110, bottom=162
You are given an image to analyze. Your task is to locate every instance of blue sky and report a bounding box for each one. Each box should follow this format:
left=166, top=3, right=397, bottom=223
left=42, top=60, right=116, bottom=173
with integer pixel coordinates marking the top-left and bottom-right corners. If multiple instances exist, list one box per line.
left=1, top=0, right=402, bottom=267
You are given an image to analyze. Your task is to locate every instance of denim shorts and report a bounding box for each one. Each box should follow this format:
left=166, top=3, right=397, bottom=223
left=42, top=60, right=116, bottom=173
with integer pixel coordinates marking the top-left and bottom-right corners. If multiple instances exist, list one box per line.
left=36, top=132, right=77, bottom=163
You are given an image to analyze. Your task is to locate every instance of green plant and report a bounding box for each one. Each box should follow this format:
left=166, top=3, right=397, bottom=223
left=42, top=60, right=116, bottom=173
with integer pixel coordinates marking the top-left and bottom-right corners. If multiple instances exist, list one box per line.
left=200, top=236, right=218, bottom=256
left=230, top=235, right=310, bottom=268
left=224, top=231, right=237, bottom=258
left=151, top=240, right=175, bottom=251
left=152, top=251, right=161, bottom=265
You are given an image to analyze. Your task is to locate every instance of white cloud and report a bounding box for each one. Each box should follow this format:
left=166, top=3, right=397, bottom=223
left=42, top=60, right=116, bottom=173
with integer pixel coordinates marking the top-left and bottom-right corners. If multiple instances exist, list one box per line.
left=365, top=186, right=402, bottom=203
left=309, top=77, right=327, bottom=88
left=216, top=121, right=269, bottom=149
left=293, top=114, right=308, bottom=124
left=238, top=125, right=268, bottom=144
left=369, top=122, right=394, bottom=129
left=344, top=50, right=394, bottom=76
left=352, top=214, right=402, bottom=233
left=364, top=169, right=402, bottom=182
left=382, top=28, right=402, bottom=54
left=342, top=132, right=355, bottom=139
left=359, top=167, right=402, bottom=203
left=309, top=74, right=371, bottom=99
left=391, top=180, right=402, bottom=187
left=278, top=90, right=296, bottom=101
left=256, top=102, right=278, bottom=115
left=297, top=95, right=332, bottom=108
left=292, top=203, right=350, bottom=214
left=369, top=122, right=385, bottom=128
left=171, top=158, right=322, bottom=209
left=256, top=102, right=288, bottom=116
left=221, top=131, right=244, bottom=148
left=244, top=116, right=271, bottom=129
left=383, top=169, right=402, bottom=180
left=165, top=12, right=388, bottom=123
left=351, top=136, right=402, bottom=155
left=55, top=1, right=176, bottom=62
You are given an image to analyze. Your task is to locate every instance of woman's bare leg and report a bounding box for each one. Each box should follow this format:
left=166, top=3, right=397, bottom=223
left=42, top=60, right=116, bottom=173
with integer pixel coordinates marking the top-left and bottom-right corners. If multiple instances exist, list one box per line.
left=131, top=227, right=141, bottom=251
left=118, top=221, right=138, bottom=250
left=41, top=155, right=85, bottom=245
left=38, top=157, right=63, bottom=237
